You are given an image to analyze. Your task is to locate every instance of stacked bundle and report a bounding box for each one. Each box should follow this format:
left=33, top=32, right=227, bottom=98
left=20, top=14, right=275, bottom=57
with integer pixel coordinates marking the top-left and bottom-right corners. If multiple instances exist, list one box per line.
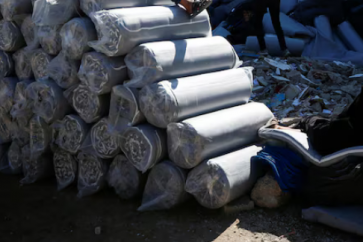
left=0, top=1, right=273, bottom=211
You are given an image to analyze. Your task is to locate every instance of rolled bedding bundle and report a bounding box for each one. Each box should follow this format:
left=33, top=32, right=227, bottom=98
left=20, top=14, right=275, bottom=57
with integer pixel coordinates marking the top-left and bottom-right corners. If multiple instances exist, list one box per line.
left=109, top=85, right=145, bottom=127
left=26, top=78, right=71, bottom=123
left=0, top=20, right=25, bottom=52
left=78, top=52, right=127, bottom=94
left=20, top=144, right=53, bottom=184
left=21, top=15, right=39, bottom=50
left=30, top=49, right=54, bottom=80
left=167, top=102, right=274, bottom=169
left=0, top=77, right=19, bottom=113
left=11, top=120, right=30, bottom=147
left=120, top=124, right=167, bottom=173
left=140, top=68, right=253, bottom=128
left=53, top=148, right=78, bottom=191
left=6, top=141, right=23, bottom=174
left=11, top=80, right=34, bottom=127
left=47, top=51, right=80, bottom=89
left=0, top=109, right=15, bottom=144
left=80, top=0, right=173, bottom=16
left=88, top=6, right=211, bottom=56
left=0, top=51, right=14, bottom=78
left=55, top=115, right=89, bottom=154
left=77, top=151, right=108, bottom=198
left=13, top=48, right=33, bottom=79
left=185, top=145, right=264, bottom=209
left=38, top=25, right=62, bottom=55
left=138, top=161, right=189, bottom=212
left=66, top=84, right=110, bottom=123
left=32, top=0, right=80, bottom=26
left=60, top=17, right=97, bottom=60
left=125, top=36, right=241, bottom=88
left=29, top=115, right=52, bottom=160
left=107, top=155, right=147, bottom=199
left=0, top=0, right=32, bottom=21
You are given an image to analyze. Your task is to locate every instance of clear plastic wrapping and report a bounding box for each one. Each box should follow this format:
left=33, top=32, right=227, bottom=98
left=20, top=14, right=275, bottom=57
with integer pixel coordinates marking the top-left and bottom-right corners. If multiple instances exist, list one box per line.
left=167, top=102, right=274, bottom=169
left=138, top=161, right=189, bottom=212
left=60, top=17, right=97, bottom=60
left=77, top=151, right=108, bottom=198
left=0, top=143, right=11, bottom=174
left=0, top=109, right=15, bottom=144
left=38, top=25, right=62, bottom=55
left=32, top=0, right=80, bottom=26
left=107, top=154, right=146, bottom=199
left=53, top=148, right=78, bottom=191
left=78, top=52, right=127, bottom=94
left=88, top=6, right=211, bottom=56
left=13, top=48, right=33, bottom=79
left=29, top=115, right=52, bottom=160
left=139, top=68, right=253, bottom=128
left=11, top=119, right=30, bottom=147
left=125, top=36, right=241, bottom=88
left=11, top=80, right=34, bottom=127
left=120, top=124, right=166, bottom=173
left=47, top=51, right=80, bottom=89
left=20, top=15, right=39, bottom=50
left=65, top=84, right=110, bottom=123
left=0, top=20, right=25, bottom=51
left=30, top=49, right=54, bottom=80
left=20, top=144, right=53, bottom=184
left=26, top=78, right=71, bottom=123
left=0, top=0, right=32, bottom=21
left=80, top=0, right=173, bottom=16
left=0, top=50, right=14, bottom=78
left=109, top=85, right=145, bottom=127
left=185, top=145, right=264, bottom=209
left=6, top=141, right=23, bottom=174
left=0, top=77, right=19, bottom=113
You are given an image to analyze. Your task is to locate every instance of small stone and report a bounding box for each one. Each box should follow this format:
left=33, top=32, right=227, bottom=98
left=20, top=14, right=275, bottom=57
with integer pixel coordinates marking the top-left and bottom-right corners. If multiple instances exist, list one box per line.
left=95, top=227, right=101, bottom=235
left=310, top=102, right=322, bottom=113
left=257, top=76, right=268, bottom=86
left=320, top=93, right=331, bottom=100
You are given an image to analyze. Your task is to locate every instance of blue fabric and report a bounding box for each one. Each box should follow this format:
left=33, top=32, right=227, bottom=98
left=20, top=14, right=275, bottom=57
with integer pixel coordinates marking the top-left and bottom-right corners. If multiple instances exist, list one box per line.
left=252, top=146, right=309, bottom=193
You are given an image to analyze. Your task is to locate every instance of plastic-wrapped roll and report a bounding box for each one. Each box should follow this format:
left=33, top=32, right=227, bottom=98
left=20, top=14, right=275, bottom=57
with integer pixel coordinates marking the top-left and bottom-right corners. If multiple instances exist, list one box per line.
left=29, top=115, right=52, bottom=160
left=107, top=155, right=146, bottom=199
left=30, top=49, right=54, bottom=80
left=78, top=52, right=127, bottom=94
left=120, top=124, right=166, bottom=173
left=0, top=51, right=14, bottom=78
left=0, top=20, right=25, bottom=52
left=138, top=161, right=189, bottom=211
left=125, top=37, right=241, bottom=88
left=88, top=6, right=212, bottom=57
left=53, top=148, right=78, bottom=191
left=56, top=115, right=89, bottom=154
left=77, top=151, right=108, bottom=198
left=0, top=144, right=10, bottom=174
left=167, top=102, right=274, bottom=169
left=20, top=15, right=39, bottom=50
left=66, top=84, right=110, bottom=123
left=20, top=144, right=53, bottom=184
left=11, top=80, right=34, bottom=127
left=26, top=79, right=71, bottom=124
left=0, top=0, right=32, bottom=21
left=0, top=77, right=19, bottom=113
left=109, top=85, right=145, bottom=127
left=11, top=120, right=30, bottom=147
left=60, top=18, right=97, bottom=60
left=38, top=25, right=62, bottom=55
left=139, top=68, right=253, bottom=128
left=185, top=145, right=264, bottom=209
left=13, top=48, right=33, bottom=79
left=0, top=109, right=14, bottom=144
left=32, top=0, right=80, bottom=26
left=7, top=141, right=23, bottom=174
left=47, top=51, right=80, bottom=89
left=80, top=0, right=173, bottom=16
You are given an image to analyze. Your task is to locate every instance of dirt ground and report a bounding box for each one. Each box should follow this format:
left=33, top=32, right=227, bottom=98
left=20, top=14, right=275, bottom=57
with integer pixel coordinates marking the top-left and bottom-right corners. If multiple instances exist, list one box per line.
left=0, top=174, right=361, bottom=242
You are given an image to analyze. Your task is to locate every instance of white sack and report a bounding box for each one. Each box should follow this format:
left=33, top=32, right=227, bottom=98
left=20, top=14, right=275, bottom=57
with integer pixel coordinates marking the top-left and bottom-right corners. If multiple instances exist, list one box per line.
left=21, top=15, right=39, bottom=49
left=0, top=51, right=14, bottom=78
left=30, top=49, right=54, bottom=80
left=53, top=148, right=77, bottom=191
left=38, top=25, right=62, bottom=55
left=0, top=20, right=25, bottom=51
left=13, top=48, right=33, bottom=79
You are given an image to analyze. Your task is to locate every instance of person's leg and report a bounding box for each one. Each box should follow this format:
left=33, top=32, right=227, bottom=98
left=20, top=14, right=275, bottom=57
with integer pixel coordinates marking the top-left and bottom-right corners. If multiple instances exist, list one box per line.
left=254, top=9, right=267, bottom=51
left=268, top=0, right=288, bottom=51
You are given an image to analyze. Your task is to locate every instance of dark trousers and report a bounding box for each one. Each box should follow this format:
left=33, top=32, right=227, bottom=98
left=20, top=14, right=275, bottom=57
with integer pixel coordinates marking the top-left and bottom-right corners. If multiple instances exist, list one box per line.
left=254, top=0, right=287, bottom=51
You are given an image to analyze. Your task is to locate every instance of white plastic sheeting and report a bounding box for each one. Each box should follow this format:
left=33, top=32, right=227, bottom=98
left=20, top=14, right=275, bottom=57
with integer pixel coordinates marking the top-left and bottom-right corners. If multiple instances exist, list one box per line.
left=139, top=68, right=253, bottom=128
left=38, top=25, right=62, bottom=55
left=138, top=161, right=189, bottom=212
left=125, top=36, right=241, bottom=88
left=21, top=15, right=39, bottom=50
left=109, top=85, right=145, bottom=127
left=78, top=52, right=127, bottom=94
left=60, top=17, right=97, bottom=60
left=0, top=0, right=32, bottom=21
left=30, top=49, right=54, bottom=80
left=120, top=124, right=166, bottom=173
left=53, top=148, right=77, bottom=191
left=185, top=145, right=264, bottom=209
left=167, top=102, right=274, bottom=169
left=0, top=20, right=25, bottom=51
left=0, top=51, right=13, bottom=78
left=107, top=155, right=146, bottom=199
left=88, top=6, right=212, bottom=56
left=47, top=51, right=80, bottom=89
left=13, top=48, right=32, bottom=80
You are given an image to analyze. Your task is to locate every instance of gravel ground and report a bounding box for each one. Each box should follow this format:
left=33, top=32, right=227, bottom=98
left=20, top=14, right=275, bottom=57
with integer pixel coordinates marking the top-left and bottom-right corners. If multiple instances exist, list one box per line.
left=0, top=174, right=361, bottom=242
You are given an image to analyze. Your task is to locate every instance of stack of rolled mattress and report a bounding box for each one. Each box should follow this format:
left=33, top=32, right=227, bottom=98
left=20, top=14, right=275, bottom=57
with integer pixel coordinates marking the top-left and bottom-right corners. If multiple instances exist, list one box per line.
left=0, top=2, right=274, bottom=212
